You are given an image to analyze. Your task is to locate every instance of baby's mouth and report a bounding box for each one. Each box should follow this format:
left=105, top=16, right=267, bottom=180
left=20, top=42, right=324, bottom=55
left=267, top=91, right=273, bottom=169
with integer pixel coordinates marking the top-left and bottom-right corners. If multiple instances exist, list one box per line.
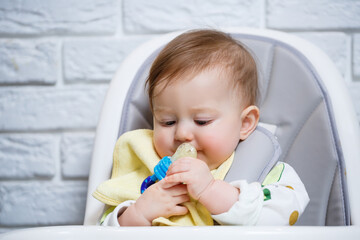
left=171, top=143, right=198, bottom=161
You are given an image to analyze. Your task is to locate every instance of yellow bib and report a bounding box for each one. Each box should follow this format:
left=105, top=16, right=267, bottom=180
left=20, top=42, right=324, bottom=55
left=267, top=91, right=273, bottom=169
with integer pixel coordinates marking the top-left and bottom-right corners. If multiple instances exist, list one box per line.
left=93, top=129, right=234, bottom=226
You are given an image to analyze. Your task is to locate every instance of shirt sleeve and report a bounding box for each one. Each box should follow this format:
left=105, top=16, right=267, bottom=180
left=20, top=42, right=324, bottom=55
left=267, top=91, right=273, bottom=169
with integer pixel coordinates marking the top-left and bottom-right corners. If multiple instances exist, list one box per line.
left=211, top=180, right=264, bottom=225
left=212, top=162, right=309, bottom=226
left=100, top=200, right=135, bottom=226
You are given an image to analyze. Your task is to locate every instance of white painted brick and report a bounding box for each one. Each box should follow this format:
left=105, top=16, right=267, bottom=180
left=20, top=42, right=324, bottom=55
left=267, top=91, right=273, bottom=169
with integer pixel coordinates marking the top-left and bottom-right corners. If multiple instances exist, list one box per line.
left=0, top=134, right=57, bottom=179
left=0, top=86, right=107, bottom=131
left=0, top=227, right=23, bottom=234
left=61, top=133, right=95, bottom=178
left=267, top=0, right=360, bottom=30
left=347, top=83, right=360, bottom=119
left=64, top=37, right=149, bottom=82
left=294, top=32, right=348, bottom=77
left=123, top=0, right=261, bottom=33
left=0, top=228, right=16, bottom=234
left=0, top=0, right=117, bottom=35
left=354, top=34, right=360, bottom=78
left=0, top=182, right=87, bottom=226
left=0, top=39, right=58, bottom=84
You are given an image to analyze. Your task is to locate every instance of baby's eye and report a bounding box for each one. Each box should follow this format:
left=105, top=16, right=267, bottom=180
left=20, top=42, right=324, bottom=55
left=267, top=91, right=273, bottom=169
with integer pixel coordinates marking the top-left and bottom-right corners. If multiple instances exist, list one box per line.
left=162, top=121, right=176, bottom=126
left=195, top=120, right=211, bottom=126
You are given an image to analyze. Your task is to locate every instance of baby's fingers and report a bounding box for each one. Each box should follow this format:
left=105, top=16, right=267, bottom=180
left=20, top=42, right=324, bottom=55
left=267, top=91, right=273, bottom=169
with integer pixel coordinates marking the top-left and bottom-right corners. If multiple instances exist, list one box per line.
left=170, top=183, right=188, bottom=196
left=165, top=172, right=189, bottom=185
left=159, top=179, right=183, bottom=189
left=170, top=205, right=189, bottom=217
left=166, top=158, right=191, bottom=175
left=174, top=193, right=190, bottom=204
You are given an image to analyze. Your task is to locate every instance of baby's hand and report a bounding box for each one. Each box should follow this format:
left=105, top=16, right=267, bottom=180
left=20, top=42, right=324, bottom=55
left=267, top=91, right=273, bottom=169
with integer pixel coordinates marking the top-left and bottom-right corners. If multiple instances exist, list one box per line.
left=134, top=179, right=189, bottom=223
left=165, top=157, right=214, bottom=201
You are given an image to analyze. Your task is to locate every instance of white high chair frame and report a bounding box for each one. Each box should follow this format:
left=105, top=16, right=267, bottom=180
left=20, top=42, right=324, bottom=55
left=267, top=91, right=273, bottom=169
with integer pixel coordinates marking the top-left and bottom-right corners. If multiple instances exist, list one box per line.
left=83, top=28, right=360, bottom=238
left=1, top=28, right=359, bottom=240
left=85, top=27, right=360, bottom=225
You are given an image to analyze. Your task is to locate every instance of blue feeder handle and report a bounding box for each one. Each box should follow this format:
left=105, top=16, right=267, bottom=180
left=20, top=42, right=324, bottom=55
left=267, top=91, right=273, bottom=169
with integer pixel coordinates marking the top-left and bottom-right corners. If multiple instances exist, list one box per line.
left=140, top=156, right=172, bottom=193
left=140, top=143, right=197, bottom=194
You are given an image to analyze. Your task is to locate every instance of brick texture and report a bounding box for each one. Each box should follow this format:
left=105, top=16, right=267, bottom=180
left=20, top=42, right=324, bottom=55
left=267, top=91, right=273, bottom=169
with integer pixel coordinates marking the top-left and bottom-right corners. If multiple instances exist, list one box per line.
left=354, top=34, right=360, bottom=78
left=0, top=39, right=58, bottom=84
left=123, top=0, right=262, bottom=33
left=348, top=83, right=360, bottom=118
left=267, top=0, right=360, bottom=30
left=64, top=37, right=149, bottom=82
left=0, top=87, right=107, bottom=131
left=294, top=32, right=349, bottom=77
left=0, top=134, right=57, bottom=179
left=61, top=133, right=95, bottom=178
left=0, top=0, right=118, bottom=35
left=0, top=182, right=87, bottom=226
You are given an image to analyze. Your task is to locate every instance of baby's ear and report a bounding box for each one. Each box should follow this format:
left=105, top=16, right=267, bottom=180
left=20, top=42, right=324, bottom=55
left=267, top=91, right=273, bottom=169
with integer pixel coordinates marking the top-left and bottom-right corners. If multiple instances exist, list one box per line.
left=239, top=105, right=260, bottom=140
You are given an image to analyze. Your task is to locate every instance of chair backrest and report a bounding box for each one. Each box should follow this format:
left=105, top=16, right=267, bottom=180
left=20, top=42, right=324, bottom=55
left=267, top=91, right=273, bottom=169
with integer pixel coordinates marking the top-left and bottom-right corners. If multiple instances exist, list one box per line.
left=84, top=28, right=360, bottom=226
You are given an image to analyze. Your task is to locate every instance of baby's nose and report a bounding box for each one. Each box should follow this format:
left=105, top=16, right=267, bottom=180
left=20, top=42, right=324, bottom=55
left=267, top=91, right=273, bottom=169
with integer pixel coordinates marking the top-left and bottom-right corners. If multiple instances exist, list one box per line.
left=174, top=122, right=194, bottom=142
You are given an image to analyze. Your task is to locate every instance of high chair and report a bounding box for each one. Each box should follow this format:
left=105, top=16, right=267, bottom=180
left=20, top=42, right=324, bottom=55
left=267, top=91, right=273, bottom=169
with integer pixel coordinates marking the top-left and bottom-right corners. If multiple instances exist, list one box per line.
left=3, top=28, right=359, bottom=240
left=83, top=28, right=360, bottom=234
left=81, top=29, right=360, bottom=239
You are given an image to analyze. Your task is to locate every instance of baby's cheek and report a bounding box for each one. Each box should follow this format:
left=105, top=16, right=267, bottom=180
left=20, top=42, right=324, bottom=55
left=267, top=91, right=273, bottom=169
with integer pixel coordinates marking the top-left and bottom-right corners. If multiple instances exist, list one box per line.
left=202, top=132, right=236, bottom=156
left=200, top=133, right=226, bottom=153
left=210, top=140, right=229, bottom=155
left=153, top=132, right=171, bottom=158
left=201, top=134, right=219, bottom=148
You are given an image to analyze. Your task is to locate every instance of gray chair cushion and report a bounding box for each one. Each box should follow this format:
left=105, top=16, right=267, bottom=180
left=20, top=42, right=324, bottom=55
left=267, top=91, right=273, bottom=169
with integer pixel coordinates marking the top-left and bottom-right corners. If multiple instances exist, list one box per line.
left=225, top=126, right=281, bottom=184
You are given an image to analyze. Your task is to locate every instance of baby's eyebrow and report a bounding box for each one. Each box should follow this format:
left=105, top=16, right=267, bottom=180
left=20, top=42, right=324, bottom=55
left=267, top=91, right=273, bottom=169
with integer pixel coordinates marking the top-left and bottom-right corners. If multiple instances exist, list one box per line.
left=153, top=106, right=173, bottom=114
left=190, top=106, right=218, bottom=114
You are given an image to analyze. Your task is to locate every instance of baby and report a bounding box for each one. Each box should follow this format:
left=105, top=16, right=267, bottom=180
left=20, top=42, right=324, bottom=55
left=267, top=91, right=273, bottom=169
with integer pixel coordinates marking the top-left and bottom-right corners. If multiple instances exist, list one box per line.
left=94, top=29, right=309, bottom=226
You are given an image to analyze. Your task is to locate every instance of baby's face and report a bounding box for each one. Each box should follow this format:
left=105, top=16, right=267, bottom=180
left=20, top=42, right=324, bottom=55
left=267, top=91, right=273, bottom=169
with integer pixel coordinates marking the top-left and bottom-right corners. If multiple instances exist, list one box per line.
left=152, top=68, right=245, bottom=170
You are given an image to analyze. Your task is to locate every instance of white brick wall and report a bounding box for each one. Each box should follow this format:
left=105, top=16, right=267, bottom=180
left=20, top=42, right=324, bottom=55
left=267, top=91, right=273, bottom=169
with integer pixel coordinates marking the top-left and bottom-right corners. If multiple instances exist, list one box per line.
left=0, top=40, right=58, bottom=84
left=123, top=0, right=263, bottom=33
left=0, top=0, right=359, bottom=233
left=267, top=0, right=360, bottom=30
left=61, top=133, right=95, bottom=178
left=0, top=0, right=118, bottom=35
left=0, top=87, right=107, bottom=130
left=64, top=37, right=149, bottom=82
left=354, top=34, right=360, bottom=78
left=0, top=135, right=57, bottom=179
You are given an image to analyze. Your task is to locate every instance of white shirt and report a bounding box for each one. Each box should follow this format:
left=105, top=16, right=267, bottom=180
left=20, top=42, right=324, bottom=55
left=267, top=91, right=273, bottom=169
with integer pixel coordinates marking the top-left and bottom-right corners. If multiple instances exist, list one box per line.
left=101, top=162, right=309, bottom=226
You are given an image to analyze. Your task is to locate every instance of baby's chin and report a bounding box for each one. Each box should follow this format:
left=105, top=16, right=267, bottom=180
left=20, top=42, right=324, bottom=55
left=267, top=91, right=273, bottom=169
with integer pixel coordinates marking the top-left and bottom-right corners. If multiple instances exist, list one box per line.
left=195, top=152, right=214, bottom=168
left=198, top=152, right=229, bottom=170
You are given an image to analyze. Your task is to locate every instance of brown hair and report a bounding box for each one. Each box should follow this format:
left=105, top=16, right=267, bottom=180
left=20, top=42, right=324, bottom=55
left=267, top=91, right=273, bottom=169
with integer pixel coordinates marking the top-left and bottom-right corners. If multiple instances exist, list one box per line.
left=146, top=29, right=258, bottom=108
